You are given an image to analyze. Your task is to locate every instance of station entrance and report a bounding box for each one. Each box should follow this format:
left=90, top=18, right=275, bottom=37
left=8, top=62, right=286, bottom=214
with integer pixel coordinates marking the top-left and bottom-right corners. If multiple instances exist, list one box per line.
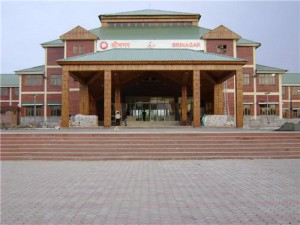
left=125, top=97, right=178, bottom=122
left=59, top=63, right=245, bottom=128
left=96, top=71, right=198, bottom=126
left=92, top=70, right=217, bottom=126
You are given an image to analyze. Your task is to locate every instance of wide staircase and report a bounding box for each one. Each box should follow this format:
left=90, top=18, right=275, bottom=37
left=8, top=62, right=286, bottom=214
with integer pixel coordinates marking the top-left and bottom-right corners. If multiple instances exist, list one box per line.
left=1, top=132, right=300, bottom=160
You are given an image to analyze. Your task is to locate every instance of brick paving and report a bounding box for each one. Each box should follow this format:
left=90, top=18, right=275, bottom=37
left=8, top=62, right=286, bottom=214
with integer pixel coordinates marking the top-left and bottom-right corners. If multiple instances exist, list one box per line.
left=1, top=160, right=300, bottom=225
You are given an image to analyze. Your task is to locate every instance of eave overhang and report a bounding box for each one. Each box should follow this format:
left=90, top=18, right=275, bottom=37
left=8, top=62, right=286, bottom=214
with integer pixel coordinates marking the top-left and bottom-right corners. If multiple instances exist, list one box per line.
left=58, top=60, right=247, bottom=66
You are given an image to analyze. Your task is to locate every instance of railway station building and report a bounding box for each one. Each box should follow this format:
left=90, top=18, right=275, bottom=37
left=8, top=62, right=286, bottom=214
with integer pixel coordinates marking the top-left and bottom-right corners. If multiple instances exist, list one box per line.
left=7, top=9, right=299, bottom=128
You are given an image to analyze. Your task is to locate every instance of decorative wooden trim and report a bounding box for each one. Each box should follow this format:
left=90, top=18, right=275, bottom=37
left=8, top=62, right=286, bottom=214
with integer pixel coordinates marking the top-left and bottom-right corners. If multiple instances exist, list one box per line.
left=58, top=60, right=247, bottom=66
left=202, top=25, right=241, bottom=40
left=193, top=70, right=201, bottom=127
left=62, top=64, right=245, bottom=72
left=102, top=18, right=199, bottom=23
left=60, top=26, right=99, bottom=41
left=100, top=15, right=200, bottom=23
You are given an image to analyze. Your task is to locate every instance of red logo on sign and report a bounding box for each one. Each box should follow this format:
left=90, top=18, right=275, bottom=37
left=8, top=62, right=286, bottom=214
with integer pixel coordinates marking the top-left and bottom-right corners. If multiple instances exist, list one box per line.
left=100, top=41, right=108, bottom=50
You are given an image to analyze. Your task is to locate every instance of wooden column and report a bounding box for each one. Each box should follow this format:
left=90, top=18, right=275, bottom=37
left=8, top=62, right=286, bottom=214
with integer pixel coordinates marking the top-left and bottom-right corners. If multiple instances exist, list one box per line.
left=79, top=84, right=89, bottom=115
left=235, top=68, right=243, bottom=128
left=89, top=93, right=97, bottom=115
left=115, top=86, right=121, bottom=112
left=114, top=74, right=121, bottom=114
left=214, top=83, right=224, bottom=115
left=181, top=85, right=187, bottom=125
left=193, top=70, right=201, bottom=127
left=61, top=67, right=70, bottom=128
left=104, top=70, right=111, bottom=128
left=214, top=83, right=220, bottom=115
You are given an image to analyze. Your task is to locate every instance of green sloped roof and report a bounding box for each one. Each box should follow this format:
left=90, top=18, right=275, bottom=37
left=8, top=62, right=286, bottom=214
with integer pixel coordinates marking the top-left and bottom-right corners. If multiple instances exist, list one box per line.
left=282, top=73, right=300, bottom=85
left=237, top=38, right=261, bottom=47
left=41, top=39, right=64, bottom=47
left=256, top=64, right=287, bottom=73
left=99, top=9, right=200, bottom=17
left=90, top=26, right=210, bottom=40
left=0, top=74, right=19, bottom=87
left=42, top=26, right=258, bottom=46
left=58, top=49, right=247, bottom=63
left=15, top=65, right=45, bottom=74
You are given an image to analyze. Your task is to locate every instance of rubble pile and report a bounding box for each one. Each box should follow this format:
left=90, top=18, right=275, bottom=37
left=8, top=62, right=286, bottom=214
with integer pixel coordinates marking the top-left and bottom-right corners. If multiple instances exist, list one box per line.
left=276, top=122, right=300, bottom=131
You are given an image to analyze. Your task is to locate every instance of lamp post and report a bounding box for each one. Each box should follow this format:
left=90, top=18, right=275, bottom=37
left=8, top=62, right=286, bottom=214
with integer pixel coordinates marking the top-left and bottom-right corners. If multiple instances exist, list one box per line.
left=290, top=89, right=293, bottom=119
left=265, top=92, right=270, bottom=121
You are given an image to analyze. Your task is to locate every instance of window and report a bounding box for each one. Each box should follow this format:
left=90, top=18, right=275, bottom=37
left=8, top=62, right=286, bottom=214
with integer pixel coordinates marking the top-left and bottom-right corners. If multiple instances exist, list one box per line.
left=260, top=104, right=276, bottom=115
left=79, top=46, right=84, bottom=54
left=25, top=75, right=42, bottom=86
left=50, top=75, right=62, bottom=86
left=25, top=106, right=42, bottom=117
left=292, top=87, right=300, bottom=95
left=0, top=87, right=8, bottom=96
left=258, top=74, right=275, bottom=85
left=282, top=87, right=286, bottom=95
left=243, top=105, right=251, bottom=115
left=14, top=88, right=19, bottom=96
left=50, top=106, right=61, bottom=116
left=217, top=45, right=227, bottom=53
left=243, top=74, right=250, bottom=85
left=73, top=45, right=84, bottom=54
left=73, top=46, right=79, bottom=54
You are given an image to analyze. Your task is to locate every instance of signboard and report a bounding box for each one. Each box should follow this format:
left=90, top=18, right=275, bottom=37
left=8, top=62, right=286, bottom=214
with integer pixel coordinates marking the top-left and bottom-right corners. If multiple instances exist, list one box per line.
left=97, top=40, right=205, bottom=51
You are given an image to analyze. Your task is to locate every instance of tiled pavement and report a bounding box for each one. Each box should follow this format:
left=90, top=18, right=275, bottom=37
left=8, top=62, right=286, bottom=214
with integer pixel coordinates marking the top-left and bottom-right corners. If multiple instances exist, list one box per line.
left=1, top=160, right=300, bottom=225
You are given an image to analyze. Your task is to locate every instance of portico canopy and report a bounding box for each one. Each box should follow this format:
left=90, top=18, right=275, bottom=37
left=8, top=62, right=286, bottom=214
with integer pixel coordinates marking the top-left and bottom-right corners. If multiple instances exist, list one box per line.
left=58, top=48, right=247, bottom=64
left=58, top=48, right=247, bottom=128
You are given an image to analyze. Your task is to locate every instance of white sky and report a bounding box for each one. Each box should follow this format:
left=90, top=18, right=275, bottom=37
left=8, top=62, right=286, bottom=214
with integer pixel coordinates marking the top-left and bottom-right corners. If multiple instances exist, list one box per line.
left=1, top=0, right=299, bottom=73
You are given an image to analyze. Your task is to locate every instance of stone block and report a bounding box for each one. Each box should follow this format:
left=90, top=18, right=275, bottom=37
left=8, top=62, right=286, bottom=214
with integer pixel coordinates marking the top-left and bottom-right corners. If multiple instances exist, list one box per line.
left=204, top=115, right=233, bottom=127
left=72, top=114, right=98, bottom=127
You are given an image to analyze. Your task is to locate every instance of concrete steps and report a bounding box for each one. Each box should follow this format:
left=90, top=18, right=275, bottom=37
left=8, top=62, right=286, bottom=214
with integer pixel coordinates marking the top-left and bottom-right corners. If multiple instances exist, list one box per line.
left=1, top=132, right=299, bottom=160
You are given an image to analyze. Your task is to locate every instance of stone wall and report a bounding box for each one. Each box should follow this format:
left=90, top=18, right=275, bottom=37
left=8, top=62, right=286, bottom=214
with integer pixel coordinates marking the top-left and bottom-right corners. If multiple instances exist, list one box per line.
left=201, top=115, right=300, bottom=128
left=244, top=116, right=300, bottom=128
left=71, top=114, right=98, bottom=127
left=203, top=115, right=235, bottom=127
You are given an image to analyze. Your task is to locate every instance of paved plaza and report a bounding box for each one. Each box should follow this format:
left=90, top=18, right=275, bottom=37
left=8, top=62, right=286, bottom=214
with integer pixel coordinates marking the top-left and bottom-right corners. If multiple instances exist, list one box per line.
left=1, top=159, right=300, bottom=225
